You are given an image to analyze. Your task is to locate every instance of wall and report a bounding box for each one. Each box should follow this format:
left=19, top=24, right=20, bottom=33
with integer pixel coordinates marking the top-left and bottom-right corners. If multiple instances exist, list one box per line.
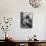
left=0, top=0, right=46, bottom=40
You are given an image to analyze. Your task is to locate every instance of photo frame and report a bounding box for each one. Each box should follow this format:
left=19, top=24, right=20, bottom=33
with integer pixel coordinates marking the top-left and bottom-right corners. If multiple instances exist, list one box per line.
left=20, top=12, right=33, bottom=28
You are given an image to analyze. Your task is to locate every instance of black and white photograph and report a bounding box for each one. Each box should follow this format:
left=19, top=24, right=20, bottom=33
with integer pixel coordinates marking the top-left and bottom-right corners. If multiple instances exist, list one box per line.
left=20, top=12, right=33, bottom=28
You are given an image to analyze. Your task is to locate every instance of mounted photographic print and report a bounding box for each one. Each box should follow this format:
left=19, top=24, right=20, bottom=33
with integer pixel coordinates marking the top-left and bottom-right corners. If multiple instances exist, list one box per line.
left=20, top=12, right=33, bottom=28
